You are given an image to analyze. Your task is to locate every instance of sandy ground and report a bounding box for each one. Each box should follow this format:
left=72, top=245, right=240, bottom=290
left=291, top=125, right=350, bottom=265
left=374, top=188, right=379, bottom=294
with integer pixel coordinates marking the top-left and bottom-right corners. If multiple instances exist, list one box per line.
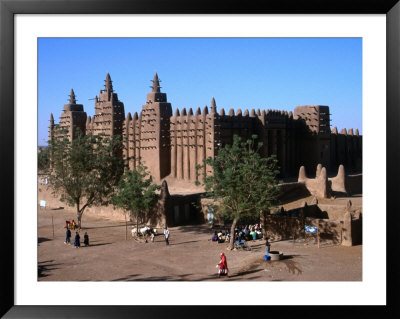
left=38, top=205, right=362, bottom=281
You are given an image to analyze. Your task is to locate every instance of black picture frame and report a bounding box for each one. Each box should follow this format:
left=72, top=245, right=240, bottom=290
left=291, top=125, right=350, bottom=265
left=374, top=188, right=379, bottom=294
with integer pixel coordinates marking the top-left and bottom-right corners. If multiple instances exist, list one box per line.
left=1, top=0, right=399, bottom=318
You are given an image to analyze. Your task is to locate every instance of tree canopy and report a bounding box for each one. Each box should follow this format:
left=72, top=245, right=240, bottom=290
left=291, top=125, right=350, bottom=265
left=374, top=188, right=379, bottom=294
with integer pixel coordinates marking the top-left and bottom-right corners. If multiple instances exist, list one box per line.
left=111, top=164, right=161, bottom=234
left=48, top=130, right=124, bottom=228
left=38, top=147, right=50, bottom=172
left=197, top=134, right=281, bottom=249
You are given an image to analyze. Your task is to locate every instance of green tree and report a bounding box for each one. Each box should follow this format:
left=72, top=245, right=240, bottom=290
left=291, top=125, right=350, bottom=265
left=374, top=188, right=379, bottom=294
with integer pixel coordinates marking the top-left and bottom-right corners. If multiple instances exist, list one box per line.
left=38, top=147, right=50, bottom=172
left=111, top=164, right=161, bottom=236
left=48, top=130, right=124, bottom=229
left=197, top=134, right=280, bottom=249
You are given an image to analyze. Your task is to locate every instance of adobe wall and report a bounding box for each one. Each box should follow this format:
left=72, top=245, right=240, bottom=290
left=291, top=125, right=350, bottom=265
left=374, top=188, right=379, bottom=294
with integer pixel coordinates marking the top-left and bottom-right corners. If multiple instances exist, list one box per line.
left=138, top=82, right=172, bottom=181
left=263, top=215, right=344, bottom=245
left=86, top=73, right=125, bottom=138
left=121, top=94, right=363, bottom=183
left=329, top=164, right=347, bottom=193
left=167, top=103, right=307, bottom=181
left=38, top=183, right=171, bottom=227
left=298, top=165, right=329, bottom=198
left=38, top=181, right=203, bottom=229
left=294, top=105, right=331, bottom=171
left=169, top=106, right=213, bottom=182
left=270, top=203, right=354, bottom=221
left=346, top=174, right=362, bottom=195
left=38, top=184, right=127, bottom=221
left=51, top=74, right=363, bottom=187
left=278, top=182, right=311, bottom=202
left=298, top=164, right=362, bottom=198
left=124, top=112, right=141, bottom=171
left=262, top=201, right=362, bottom=245
left=52, top=90, right=87, bottom=142
left=39, top=175, right=361, bottom=245
left=330, top=127, right=362, bottom=173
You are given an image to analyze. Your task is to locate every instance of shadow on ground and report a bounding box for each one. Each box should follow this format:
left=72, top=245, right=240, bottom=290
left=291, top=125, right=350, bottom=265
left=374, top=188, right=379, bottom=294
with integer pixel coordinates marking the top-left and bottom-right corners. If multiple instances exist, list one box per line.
left=168, top=240, right=200, bottom=246
left=173, top=225, right=215, bottom=235
left=86, top=242, right=112, bottom=247
left=38, top=237, right=52, bottom=244
left=280, top=258, right=303, bottom=275
left=82, top=223, right=130, bottom=230
left=263, top=254, right=303, bottom=276
left=226, top=268, right=264, bottom=280
left=121, top=273, right=194, bottom=281
left=38, top=260, right=62, bottom=278
left=111, top=274, right=141, bottom=281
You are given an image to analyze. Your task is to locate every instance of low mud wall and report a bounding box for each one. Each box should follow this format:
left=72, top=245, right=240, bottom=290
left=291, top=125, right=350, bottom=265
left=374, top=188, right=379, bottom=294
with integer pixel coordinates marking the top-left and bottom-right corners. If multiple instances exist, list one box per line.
left=278, top=182, right=311, bottom=202
left=263, top=215, right=344, bottom=245
left=38, top=184, right=202, bottom=228
left=276, top=176, right=362, bottom=201
left=262, top=203, right=362, bottom=246
left=39, top=185, right=133, bottom=222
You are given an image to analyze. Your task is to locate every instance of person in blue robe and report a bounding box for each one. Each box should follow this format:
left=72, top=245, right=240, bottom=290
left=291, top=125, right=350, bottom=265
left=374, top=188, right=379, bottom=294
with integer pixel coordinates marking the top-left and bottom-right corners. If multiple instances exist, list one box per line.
left=74, top=232, right=80, bottom=248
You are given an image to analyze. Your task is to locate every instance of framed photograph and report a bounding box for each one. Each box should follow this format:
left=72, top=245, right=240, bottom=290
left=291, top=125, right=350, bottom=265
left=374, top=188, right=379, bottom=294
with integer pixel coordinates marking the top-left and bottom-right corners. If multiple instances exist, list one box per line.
left=1, top=0, right=399, bottom=317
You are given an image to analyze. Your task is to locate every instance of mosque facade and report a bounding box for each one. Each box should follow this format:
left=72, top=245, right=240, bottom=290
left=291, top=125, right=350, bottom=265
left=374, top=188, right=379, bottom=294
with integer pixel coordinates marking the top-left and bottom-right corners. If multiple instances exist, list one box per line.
left=49, top=73, right=362, bottom=183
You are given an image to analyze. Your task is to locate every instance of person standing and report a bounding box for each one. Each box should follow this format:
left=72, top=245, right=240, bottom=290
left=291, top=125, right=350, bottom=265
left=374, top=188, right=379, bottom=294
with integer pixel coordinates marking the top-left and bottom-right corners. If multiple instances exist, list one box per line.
left=265, top=237, right=271, bottom=260
left=73, top=232, right=80, bottom=248
left=163, top=227, right=170, bottom=245
left=83, top=232, right=89, bottom=246
left=216, top=252, right=228, bottom=277
left=64, top=228, right=71, bottom=245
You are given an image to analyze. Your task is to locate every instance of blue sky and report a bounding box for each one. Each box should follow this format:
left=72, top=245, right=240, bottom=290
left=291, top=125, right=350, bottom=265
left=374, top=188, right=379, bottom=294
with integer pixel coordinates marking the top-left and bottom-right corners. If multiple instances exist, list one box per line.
left=38, top=38, right=362, bottom=145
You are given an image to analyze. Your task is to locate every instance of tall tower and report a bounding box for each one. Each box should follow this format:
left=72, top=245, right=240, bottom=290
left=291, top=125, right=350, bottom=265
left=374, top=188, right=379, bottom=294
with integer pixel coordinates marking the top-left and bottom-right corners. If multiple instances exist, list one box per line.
left=91, top=73, right=125, bottom=138
left=140, top=73, right=172, bottom=181
left=56, top=89, right=87, bottom=141
left=294, top=105, right=331, bottom=171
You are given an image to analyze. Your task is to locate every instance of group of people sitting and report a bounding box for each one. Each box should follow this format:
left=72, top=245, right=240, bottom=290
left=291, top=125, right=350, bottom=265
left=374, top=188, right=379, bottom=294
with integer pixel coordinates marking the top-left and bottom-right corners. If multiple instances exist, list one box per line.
left=234, top=224, right=263, bottom=242
left=211, top=230, right=231, bottom=243
left=211, top=224, right=263, bottom=244
left=65, top=220, right=78, bottom=230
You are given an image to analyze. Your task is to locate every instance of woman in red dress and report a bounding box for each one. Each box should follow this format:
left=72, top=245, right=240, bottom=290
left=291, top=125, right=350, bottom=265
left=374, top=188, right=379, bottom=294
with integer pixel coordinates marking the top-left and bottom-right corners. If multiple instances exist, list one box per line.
left=217, top=252, right=228, bottom=277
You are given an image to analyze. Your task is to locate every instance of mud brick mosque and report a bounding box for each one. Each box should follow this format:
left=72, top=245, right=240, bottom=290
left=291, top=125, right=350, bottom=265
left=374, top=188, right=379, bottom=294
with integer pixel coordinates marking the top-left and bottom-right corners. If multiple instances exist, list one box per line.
left=49, top=73, right=362, bottom=186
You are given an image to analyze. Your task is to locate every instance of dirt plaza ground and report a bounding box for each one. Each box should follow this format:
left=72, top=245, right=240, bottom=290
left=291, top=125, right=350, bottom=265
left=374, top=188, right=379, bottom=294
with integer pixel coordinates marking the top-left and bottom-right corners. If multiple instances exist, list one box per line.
left=38, top=203, right=362, bottom=282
